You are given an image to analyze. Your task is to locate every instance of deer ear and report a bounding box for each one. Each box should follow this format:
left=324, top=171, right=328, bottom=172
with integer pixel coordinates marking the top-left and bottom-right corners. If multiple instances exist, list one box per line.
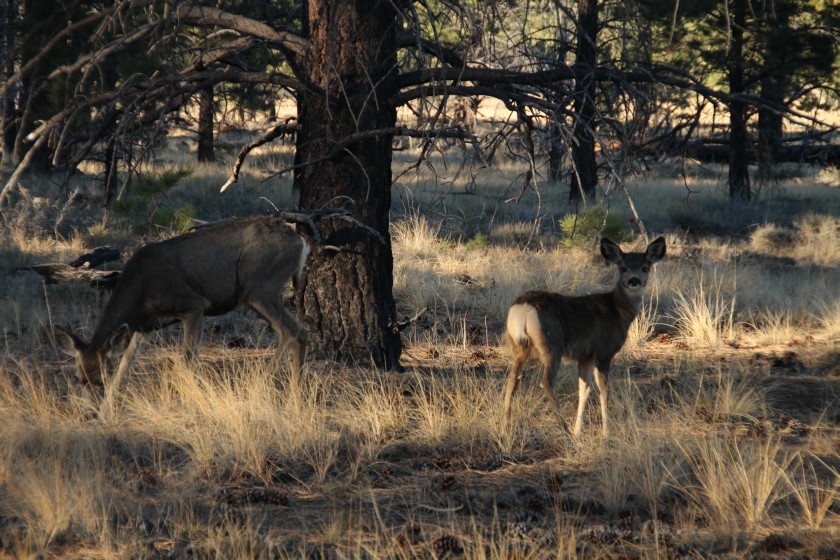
left=600, top=238, right=624, bottom=264
left=646, top=236, right=666, bottom=263
left=106, top=325, right=132, bottom=356
left=53, top=326, right=82, bottom=358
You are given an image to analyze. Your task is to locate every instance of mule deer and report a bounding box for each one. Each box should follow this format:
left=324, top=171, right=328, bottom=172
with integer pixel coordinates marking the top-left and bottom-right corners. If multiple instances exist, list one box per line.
left=502, top=236, right=666, bottom=436
left=54, top=215, right=309, bottom=388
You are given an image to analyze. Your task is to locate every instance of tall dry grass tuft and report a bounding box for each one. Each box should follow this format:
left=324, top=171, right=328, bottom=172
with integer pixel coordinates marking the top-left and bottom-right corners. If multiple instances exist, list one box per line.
left=200, top=514, right=271, bottom=560
left=742, top=308, right=800, bottom=346
left=0, top=367, right=119, bottom=552
left=671, top=272, right=737, bottom=348
left=781, top=454, right=840, bottom=530
left=579, top=369, right=687, bottom=528
left=673, top=435, right=793, bottom=537
left=677, top=367, right=767, bottom=429
left=815, top=298, right=840, bottom=339
left=750, top=214, right=839, bottom=266
left=624, top=301, right=659, bottom=353
left=391, top=213, right=446, bottom=261
left=123, top=356, right=336, bottom=483
left=404, top=368, right=504, bottom=451
left=1, top=431, right=113, bottom=549
left=793, top=214, right=840, bottom=266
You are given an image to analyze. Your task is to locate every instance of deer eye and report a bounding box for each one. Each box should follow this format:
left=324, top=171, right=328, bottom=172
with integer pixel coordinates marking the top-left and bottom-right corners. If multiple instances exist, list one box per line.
left=642, top=266, right=649, bottom=273
left=620, top=267, right=628, bottom=273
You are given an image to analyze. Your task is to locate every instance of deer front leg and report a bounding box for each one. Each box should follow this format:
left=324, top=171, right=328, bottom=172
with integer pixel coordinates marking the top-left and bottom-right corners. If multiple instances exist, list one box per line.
left=593, top=365, right=610, bottom=437
left=182, top=311, right=206, bottom=363
left=573, top=361, right=595, bottom=436
left=104, top=331, right=144, bottom=408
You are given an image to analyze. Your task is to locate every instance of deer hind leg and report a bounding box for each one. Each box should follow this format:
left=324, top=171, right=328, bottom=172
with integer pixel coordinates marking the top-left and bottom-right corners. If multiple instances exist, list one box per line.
left=501, top=338, right=530, bottom=431
left=593, top=364, right=610, bottom=437
left=539, top=353, right=562, bottom=419
left=573, top=360, right=595, bottom=436
left=285, top=317, right=307, bottom=376
left=249, top=299, right=306, bottom=375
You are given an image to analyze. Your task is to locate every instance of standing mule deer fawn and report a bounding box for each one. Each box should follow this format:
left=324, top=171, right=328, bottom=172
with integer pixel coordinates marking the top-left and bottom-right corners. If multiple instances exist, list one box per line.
left=54, top=215, right=309, bottom=389
left=502, top=236, right=666, bottom=436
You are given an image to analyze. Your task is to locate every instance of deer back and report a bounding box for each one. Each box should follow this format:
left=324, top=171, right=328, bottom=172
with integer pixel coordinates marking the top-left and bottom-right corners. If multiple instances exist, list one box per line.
left=88, top=215, right=306, bottom=351
left=510, top=290, right=637, bottom=365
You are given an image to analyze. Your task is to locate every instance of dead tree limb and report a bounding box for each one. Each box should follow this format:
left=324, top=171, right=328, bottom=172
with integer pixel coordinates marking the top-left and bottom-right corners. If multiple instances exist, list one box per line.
left=14, top=264, right=121, bottom=287
left=276, top=207, right=388, bottom=246
left=220, top=119, right=300, bottom=193
left=389, top=307, right=429, bottom=334
left=190, top=207, right=388, bottom=246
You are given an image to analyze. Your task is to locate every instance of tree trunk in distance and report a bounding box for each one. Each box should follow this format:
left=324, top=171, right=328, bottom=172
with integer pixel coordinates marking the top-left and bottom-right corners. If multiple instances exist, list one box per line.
left=0, top=0, right=17, bottom=168
left=197, top=85, right=215, bottom=162
left=757, top=7, right=788, bottom=179
left=569, top=0, right=598, bottom=204
left=728, top=0, right=751, bottom=200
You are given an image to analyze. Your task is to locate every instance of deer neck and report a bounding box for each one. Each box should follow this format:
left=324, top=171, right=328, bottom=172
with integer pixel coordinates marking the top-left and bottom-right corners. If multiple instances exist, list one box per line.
left=611, top=283, right=643, bottom=328
left=89, top=287, right=137, bottom=352
left=89, top=321, right=120, bottom=353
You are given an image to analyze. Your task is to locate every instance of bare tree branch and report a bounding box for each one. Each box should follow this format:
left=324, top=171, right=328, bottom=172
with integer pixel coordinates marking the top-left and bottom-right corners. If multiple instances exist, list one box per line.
left=221, top=119, right=300, bottom=192
left=258, top=126, right=484, bottom=185
left=174, top=3, right=307, bottom=58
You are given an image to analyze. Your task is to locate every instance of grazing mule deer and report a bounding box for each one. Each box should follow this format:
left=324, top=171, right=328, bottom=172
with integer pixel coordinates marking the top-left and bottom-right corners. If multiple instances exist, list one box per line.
left=54, top=215, right=309, bottom=388
left=502, top=236, right=666, bottom=436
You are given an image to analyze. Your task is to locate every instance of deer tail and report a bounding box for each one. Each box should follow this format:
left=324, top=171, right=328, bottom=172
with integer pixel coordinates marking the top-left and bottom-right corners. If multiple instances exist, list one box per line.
left=506, top=303, right=532, bottom=348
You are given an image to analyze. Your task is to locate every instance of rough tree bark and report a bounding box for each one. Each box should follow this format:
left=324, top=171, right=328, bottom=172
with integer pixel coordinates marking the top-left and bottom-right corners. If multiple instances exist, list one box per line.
left=569, top=0, right=598, bottom=204
left=294, top=0, right=401, bottom=370
left=727, top=0, right=751, bottom=200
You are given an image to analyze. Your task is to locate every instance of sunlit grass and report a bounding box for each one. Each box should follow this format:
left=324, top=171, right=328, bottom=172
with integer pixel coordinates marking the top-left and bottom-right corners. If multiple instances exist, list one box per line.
left=673, top=435, right=794, bottom=539
left=670, top=272, right=737, bottom=348
left=1, top=151, right=839, bottom=557
left=782, top=454, right=840, bottom=530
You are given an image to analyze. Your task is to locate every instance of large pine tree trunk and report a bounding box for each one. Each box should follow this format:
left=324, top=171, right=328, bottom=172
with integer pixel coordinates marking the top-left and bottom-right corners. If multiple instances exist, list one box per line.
left=569, top=0, right=598, bottom=204
left=294, top=0, right=401, bottom=370
left=728, top=0, right=751, bottom=200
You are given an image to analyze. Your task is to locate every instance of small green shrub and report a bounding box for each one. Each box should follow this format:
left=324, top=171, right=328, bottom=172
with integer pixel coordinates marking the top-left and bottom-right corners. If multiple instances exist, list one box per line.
left=153, top=204, right=196, bottom=233
left=464, top=233, right=489, bottom=251
left=111, top=167, right=194, bottom=233
left=559, top=206, right=626, bottom=247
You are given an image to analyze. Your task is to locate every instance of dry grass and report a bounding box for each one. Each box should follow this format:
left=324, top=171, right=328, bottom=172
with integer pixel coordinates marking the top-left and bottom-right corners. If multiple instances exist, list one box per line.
left=674, top=435, right=793, bottom=539
left=1, top=145, right=839, bottom=558
left=670, top=275, right=737, bottom=348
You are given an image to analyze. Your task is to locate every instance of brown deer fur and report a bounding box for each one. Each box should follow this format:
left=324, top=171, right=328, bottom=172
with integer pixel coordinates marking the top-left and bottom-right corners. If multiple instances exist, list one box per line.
left=54, top=215, right=309, bottom=389
left=502, top=236, right=666, bottom=436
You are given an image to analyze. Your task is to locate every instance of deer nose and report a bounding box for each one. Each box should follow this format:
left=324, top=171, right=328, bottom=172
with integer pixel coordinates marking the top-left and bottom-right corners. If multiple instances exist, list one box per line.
left=627, top=277, right=641, bottom=288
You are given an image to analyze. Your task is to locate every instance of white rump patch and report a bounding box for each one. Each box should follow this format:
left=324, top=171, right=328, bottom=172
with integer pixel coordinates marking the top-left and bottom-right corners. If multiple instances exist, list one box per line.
left=507, top=303, right=539, bottom=346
